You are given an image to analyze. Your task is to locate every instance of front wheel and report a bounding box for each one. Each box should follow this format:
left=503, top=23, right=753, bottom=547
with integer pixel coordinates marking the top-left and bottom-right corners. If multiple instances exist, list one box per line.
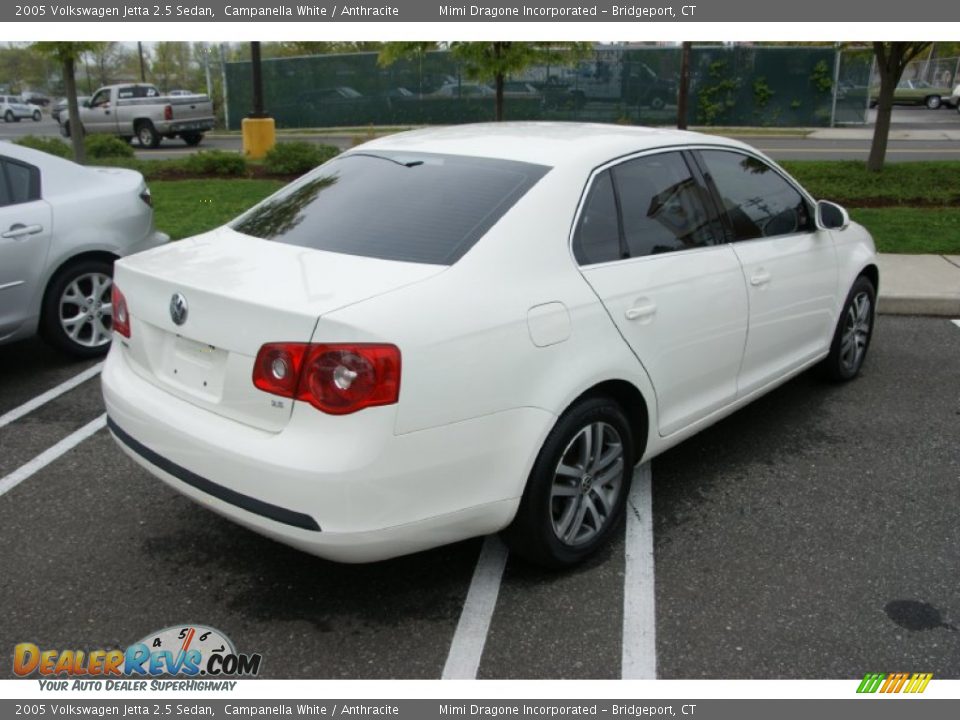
left=3, top=110, right=12, bottom=123
left=40, top=259, right=115, bottom=359
left=503, top=396, right=635, bottom=568
left=822, top=275, right=876, bottom=381
left=925, top=95, right=942, bottom=109
left=32, top=110, right=41, bottom=121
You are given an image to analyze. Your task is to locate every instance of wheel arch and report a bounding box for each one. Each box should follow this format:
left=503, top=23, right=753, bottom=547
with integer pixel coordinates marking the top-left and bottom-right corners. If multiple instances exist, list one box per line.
left=859, top=263, right=879, bottom=294
left=564, top=378, right=651, bottom=462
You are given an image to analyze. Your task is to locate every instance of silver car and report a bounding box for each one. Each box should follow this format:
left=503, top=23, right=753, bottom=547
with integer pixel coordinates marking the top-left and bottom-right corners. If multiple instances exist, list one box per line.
left=1, top=95, right=41, bottom=123
left=0, top=142, right=168, bottom=357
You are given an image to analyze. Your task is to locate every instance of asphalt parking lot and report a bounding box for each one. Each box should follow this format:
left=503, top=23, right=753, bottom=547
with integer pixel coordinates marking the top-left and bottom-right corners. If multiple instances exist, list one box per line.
left=0, top=316, right=958, bottom=679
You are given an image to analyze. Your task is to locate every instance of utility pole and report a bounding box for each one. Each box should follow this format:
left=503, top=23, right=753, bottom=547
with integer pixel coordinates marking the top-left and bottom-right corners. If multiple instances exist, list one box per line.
left=137, top=41, right=146, bottom=82
left=250, top=41, right=265, bottom=118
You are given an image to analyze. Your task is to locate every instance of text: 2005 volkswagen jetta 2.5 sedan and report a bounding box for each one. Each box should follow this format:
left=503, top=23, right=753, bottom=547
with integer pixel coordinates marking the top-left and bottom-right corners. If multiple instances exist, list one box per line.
left=102, top=123, right=878, bottom=568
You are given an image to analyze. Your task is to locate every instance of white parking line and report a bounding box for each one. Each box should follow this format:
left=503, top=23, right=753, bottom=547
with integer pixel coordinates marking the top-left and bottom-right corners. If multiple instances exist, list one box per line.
left=0, top=362, right=103, bottom=429
left=952, top=319, right=960, bottom=329
left=622, top=463, right=657, bottom=679
left=442, top=535, right=509, bottom=679
left=0, top=414, right=107, bottom=498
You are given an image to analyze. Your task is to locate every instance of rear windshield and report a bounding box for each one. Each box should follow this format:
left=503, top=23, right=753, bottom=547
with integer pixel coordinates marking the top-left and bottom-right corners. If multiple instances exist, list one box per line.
left=231, top=151, right=550, bottom=265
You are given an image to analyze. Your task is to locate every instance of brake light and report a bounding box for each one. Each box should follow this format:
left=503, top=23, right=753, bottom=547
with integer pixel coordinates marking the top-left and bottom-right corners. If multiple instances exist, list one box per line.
left=164, top=105, right=173, bottom=121
left=112, top=285, right=131, bottom=338
left=252, top=343, right=401, bottom=415
left=139, top=187, right=152, bottom=207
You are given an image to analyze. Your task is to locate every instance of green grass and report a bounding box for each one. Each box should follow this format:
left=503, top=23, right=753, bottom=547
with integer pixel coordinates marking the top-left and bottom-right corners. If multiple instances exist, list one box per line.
left=151, top=180, right=283, bottom=240
left=780, top=161, right=960, bottom=206
left=150, top=178, right=960, bottom=255
left=850, top=207, right=960, bottom=255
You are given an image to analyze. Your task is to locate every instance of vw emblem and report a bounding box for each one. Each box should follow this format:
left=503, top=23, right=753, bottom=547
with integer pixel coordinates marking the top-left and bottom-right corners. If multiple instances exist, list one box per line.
left=169, top=293, right=188, bottom=326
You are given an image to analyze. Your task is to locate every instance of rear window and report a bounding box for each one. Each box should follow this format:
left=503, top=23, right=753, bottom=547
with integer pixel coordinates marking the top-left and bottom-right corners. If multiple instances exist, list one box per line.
left=231, top=151, right=550, bottom=265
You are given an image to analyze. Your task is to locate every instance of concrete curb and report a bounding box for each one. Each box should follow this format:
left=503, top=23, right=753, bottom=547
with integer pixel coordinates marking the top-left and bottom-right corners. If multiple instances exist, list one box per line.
left=876, top=254, right=960, bottom=317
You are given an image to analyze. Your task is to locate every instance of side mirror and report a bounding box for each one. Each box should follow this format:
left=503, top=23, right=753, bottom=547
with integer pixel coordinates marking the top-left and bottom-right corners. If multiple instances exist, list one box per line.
left=81, top=100, right=90, bottom=108
left=817, top=200, right=850, bottom=230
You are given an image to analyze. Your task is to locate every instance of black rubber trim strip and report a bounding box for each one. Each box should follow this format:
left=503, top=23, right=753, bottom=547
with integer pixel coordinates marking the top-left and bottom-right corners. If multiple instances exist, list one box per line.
left=107, top=416, right=321, bottom=532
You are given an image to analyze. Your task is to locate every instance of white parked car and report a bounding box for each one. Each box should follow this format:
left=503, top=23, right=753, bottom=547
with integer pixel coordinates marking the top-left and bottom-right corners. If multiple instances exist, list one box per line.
left=102, top=123, right=878, bottom=567
left=1, top=95, right=41, bottom=122
left=0, top=142, right=168, bottom=357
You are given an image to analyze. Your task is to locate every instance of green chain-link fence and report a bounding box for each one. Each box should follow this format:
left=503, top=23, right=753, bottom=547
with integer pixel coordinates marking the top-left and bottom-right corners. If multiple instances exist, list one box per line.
left=224, top=45, right=866, bottom=130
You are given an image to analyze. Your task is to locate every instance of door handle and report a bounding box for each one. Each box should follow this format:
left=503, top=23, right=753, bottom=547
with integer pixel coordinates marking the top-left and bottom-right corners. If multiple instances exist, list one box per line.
left=750, top=270, right=772, bottom=287
left=2, top=224, right=43, bottom=239
left=625, top=301, right=657, bottom=321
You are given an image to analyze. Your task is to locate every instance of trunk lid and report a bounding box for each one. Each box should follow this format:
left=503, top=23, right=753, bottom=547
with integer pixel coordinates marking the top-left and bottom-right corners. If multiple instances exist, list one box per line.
left=114, top=227, right=444, bottom=432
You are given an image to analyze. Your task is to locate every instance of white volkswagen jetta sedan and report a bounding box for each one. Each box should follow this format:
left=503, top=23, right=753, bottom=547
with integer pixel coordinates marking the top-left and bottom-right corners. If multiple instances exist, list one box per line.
left=102, top=123, right=878, bottom=567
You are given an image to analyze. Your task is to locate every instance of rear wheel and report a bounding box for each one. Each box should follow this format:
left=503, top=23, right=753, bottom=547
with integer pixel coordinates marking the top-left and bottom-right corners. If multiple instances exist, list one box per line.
left=925, top=95, right=942, bottom=109
left=822, top=275, right=876, bottom=381
left=3, top=110, right=12, bottom=123
left=40, top=259, right=115, bottom=359
left=503, top=396, right=634, bottom=568
left=60, top=120, right=71, bottom=138
left=32, top=110, right=41, bottom=121
left=137, top=121, right=161, bottom=148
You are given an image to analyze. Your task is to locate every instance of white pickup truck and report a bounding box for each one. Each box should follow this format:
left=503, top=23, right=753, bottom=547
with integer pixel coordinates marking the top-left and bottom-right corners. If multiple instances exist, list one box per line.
left=61, top=83, right=215, bottom=148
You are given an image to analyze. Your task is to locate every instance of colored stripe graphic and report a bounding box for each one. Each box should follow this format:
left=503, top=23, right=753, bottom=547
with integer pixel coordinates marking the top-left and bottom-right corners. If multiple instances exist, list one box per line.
left=857, top=672, right=932, bottom=694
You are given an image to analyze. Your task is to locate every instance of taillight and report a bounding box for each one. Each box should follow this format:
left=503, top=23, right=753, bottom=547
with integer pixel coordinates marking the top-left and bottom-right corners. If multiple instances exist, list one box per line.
left=164, top=105, right=173, bottom=121
left=252, top=343, right=401, bottom=415
left=112, top=285, right=131, bottom=338
left=139, top=187, right=152, bottom=207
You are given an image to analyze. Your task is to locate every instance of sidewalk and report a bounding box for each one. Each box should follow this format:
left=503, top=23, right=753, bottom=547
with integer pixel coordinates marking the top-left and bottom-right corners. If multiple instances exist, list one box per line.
left=877, top=254, right=960, bottom=316
left=810, top=128, right=960, bottom=141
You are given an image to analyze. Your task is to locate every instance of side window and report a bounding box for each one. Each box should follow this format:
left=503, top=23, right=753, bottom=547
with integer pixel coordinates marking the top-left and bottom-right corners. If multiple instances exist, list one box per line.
left=90, top=90, right=111, bottom=107
left=698, top=149, right=813, bottom=241
left=0, top=163, right=11, bottom=207
left=613, top=151, right=720, bottom=257
left=573, top=170, right=621, bottom=265
left=117, top=86, right=136, bottom=99
left=0, top=159, right=39, bottom=206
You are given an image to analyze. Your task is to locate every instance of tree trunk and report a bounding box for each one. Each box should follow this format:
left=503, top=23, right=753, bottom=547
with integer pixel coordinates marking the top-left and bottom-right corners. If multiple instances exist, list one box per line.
left=867, top=75, right=895, bottom=171
left=677, top=42, right=691, bottom=130
left=494, top=42, right=504, bottom=121
left=63, top=56, right=86, bottom=165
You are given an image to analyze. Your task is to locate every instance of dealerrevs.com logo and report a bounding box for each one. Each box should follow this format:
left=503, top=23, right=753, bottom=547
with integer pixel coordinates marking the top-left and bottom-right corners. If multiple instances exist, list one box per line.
left=856, top=672, right=934, bottom=694
left=14, top=625, right=262, bottom=690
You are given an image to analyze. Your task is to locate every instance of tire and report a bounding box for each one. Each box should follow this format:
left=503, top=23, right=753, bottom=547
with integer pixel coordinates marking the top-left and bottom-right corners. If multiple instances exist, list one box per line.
left=182, top=132, right=203, bottom=147
left=503, top=396, right=635, bottom=568
left=40, top=258, right=115, bottom=359
left=649, top=95, right=666, bottom=111
left=4, top=110, right=13, bottom=123
left=32, top=110, right=41, bottom=121
left=136, top=121, right=161, bottom=148
left=821, top=275, right=876, bottom=382
left=925, top=95, right=942, bottom=110
left=60, top=120, right=70, bottom=138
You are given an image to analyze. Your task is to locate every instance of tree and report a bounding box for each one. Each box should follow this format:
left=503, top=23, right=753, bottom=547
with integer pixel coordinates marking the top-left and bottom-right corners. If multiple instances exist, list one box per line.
left=31, top=42, right=103, bottom=163
left=380, top=41, right=592, bottom=121
left=868, top=42, right=931, bottom=172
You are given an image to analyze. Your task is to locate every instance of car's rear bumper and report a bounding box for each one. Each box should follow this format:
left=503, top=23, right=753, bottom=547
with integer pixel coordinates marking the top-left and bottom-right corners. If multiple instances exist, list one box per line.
left=102, top=343, right=554, bottom=562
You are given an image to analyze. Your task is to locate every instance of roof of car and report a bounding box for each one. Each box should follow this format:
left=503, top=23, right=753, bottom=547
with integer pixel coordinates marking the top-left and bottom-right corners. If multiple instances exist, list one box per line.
left=358, top=122, right=754, bottom=169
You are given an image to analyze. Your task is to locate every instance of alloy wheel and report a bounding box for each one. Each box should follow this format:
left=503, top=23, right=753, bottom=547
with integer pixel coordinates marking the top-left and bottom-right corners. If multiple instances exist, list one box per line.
left=840, top=291, right=871, bottom=373
left=550, top=421, right=625, bottom=547
left=59, top=272, right=113, bottom=349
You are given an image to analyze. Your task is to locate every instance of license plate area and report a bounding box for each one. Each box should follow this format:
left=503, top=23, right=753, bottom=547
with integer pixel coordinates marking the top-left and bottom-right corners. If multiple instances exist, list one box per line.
left=157, top=334, right=228, bottom=401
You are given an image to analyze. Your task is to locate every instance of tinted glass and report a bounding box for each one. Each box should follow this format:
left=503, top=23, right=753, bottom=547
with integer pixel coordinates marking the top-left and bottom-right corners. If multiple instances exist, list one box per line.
left=232, top=151, right=549, bottom=266
left=699, top=150, right=813, bottom=241
left=2, top=161, right=34, bottom=205
left=613, top=152, right=719, bottom=257
left=0, top=164, right=10, bottom=207
left=573, top=170, right=621, bottom=265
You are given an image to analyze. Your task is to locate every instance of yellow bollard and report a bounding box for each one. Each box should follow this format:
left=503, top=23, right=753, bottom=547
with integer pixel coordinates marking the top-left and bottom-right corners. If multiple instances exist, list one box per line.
left=241, top=117, right=276, bottom=159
